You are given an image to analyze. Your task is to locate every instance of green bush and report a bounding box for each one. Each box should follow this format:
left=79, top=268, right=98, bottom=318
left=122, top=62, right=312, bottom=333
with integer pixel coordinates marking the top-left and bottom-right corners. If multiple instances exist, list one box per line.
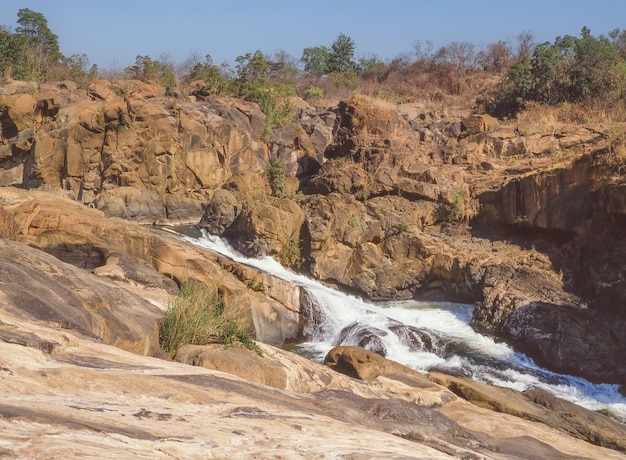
left=486, top=27, right=626, bottom=117
left=159, top=274, right=262, bottom=358
left=444, top=190, right=464, bottom=222
left=266, top=159, right=288, bottom=198
left=259, top=91, right=293, bottom=142
left=303, top=86, right=324, bottom=101
left=281, top=237, right=302, bottom=268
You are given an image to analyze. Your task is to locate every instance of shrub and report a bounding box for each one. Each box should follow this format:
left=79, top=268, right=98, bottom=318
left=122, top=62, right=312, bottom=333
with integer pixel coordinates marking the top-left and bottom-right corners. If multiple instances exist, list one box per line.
left=281, top=237, right=302, bottom=268
left=259, top=91, right=293, bottom=142
left=303, top=86, right=324, bottom=101
left=159, top=274, right=262, bottom=358
left=266, top=159, right=288, bottom=198
left=444, top=190, right=464, bottom=222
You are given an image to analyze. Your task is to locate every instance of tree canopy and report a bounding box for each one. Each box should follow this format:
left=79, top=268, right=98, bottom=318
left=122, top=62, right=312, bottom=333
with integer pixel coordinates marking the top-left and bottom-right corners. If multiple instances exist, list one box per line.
left=486, top=27, right=626, bottom=116
left=301, top=33, right=356, bottom=76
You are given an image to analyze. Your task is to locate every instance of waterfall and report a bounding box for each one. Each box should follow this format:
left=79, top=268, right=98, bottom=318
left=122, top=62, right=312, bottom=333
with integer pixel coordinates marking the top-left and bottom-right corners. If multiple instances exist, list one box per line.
left=185, top=231, right=626, bottom=423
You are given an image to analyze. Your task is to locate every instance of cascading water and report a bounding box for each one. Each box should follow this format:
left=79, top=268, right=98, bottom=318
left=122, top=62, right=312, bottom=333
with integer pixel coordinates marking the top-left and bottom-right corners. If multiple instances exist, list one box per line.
left=185, top=231, right=626, bottom=423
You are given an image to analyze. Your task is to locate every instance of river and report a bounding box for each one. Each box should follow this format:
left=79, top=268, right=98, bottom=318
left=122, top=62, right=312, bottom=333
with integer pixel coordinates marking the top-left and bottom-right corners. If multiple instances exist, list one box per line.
left=185, top=231, right=626, bottom=423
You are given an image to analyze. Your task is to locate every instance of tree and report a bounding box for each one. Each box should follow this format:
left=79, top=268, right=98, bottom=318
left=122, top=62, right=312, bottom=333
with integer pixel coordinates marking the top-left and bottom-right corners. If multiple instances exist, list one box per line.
left=357, top=55, right=388, bottom=82
left=16, top=8, right=61, bottom=59
left=266, top=49, right=299, bottom=83
left=487, top=26, right=626, bottom=116
left=515, top=31, right=535, bottom=61
left=434, top=41, right=477, bottom=94
left=301, top=46, right=330, bottom=76
left=235, top=50, right=270, bottom=83
left=56, top=53, right=97, bottom=87
left=327, top=33, right=356, bottom=74
left=180, top=53, right=229, bottom=94
left=479, top=40, right=512, bottom=73
left=0, top=26, right=29, bottom=80
left=571, top=27, right=626, bottom=100
left=124, top=55, right=177, bottom=88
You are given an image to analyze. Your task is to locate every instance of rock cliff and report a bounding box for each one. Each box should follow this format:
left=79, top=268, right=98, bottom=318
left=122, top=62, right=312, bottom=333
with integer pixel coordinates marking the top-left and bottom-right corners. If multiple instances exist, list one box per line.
left=1, top=79, right=626, bottom=455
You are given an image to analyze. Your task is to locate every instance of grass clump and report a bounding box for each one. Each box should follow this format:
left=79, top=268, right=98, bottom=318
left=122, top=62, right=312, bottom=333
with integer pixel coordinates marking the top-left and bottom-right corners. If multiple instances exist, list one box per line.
left=280, top=236, right=302, bottom=269
left=159, top=274, right=262, bottom=358
left=444, top=190, right=464, bottom=223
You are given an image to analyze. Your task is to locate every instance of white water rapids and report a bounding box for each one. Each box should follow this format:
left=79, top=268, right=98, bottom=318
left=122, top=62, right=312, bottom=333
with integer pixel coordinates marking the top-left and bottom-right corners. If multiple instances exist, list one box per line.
left=185, top=231, right=626, bottom=423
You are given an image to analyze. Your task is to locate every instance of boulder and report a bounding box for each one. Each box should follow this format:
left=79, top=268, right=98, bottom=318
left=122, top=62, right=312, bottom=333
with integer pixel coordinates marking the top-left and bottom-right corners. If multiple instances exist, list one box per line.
left=460, top=114, right=499, bottom=135
left=87, top=79, right=115, bottom=101
left=0, top=93, right=37, bottom=137
left=175, top=344, right=288, bottom=389
left=228, top=197, right=305, bottom=258
left=198, top=188, right=240, bottom=235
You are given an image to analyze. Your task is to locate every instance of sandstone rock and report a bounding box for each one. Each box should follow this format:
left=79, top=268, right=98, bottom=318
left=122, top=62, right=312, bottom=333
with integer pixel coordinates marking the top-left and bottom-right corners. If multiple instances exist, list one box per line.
left=228, top=197, right=305, bottom=258
left=3, top=334, right=621, bottom=459
left=2, top=187, right=301, bottom=347
left=0, top=93, right=37, bottom=136
left=198, top=188, right=240, bottom=234
left=0, top=204, right=17, bottom=238
left=0, top=238, right=163, bottom=355
left=87, top=79, right=115, bottom=101
left=326, top=346, right=626, bottom=452
left=222, top=171, right=271, bottom=201
left=1, top=188, right=625, bottom=458
left=461, top=113, right=499, bottom=135
left=175, top=344, right=288, bottom=389
left=429, top=371, right=626, bottom=452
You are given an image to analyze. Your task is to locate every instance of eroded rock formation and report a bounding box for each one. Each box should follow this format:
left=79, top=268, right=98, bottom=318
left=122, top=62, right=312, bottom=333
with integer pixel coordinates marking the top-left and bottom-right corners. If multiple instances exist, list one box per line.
left=1, top=79, right=626, bottom=402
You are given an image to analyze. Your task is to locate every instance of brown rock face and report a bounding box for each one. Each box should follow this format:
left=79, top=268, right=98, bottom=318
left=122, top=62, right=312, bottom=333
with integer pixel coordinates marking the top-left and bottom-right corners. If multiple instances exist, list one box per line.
left=1, top=187, right=302, bottom=347
left=0, top=238, right=162, bottom=355
left=3, top=78, right=626, bottom=391
left=326, top=346, right=626, bottom=452
left=0, top=82, right=271, bottom=224
left=193, top=92, right=626, bottom=386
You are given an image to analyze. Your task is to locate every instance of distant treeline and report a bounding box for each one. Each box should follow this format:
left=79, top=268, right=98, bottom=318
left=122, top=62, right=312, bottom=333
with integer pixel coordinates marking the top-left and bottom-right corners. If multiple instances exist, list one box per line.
left=3, top=8, right=626, bottom=119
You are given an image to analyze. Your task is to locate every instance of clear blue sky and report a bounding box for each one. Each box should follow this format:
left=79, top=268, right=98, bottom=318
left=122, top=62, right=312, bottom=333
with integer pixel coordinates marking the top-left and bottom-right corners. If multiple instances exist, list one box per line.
left=2, top=1, right=625, bottom=70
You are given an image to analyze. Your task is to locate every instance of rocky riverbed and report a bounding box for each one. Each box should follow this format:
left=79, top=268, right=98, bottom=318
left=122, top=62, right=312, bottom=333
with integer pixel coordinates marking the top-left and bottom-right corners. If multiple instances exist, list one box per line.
left=1, top=78, right=626, bottom=457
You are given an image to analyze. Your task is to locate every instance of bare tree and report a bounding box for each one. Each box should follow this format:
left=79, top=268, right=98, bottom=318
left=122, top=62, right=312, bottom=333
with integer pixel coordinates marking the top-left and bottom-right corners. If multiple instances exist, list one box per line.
left=515, top=31, right=535, bottom=61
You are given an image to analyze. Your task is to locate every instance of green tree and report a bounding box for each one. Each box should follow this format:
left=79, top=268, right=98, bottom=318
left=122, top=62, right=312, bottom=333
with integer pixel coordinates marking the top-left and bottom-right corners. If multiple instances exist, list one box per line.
left=16, top=8, right=60, bottom=58
left=327, top=33, right=356, bottom=73
left=357, top=55, right=389, bottom=82
left=57, top=53, right=97, bottom=87
left=232, top=50, right=295, bottom=142
left=487, top=27, right=626, bottom=116
left=0, top=26, right=30, bottom=80
left=181, top=53, right=230, bottom=94
left=301, top=46, right=330, bottom=76
left=0, top=8, right=64, bottom=80
left=570, top=26, right=626, bottom=100
left=301, top=34, right=357, bottom=76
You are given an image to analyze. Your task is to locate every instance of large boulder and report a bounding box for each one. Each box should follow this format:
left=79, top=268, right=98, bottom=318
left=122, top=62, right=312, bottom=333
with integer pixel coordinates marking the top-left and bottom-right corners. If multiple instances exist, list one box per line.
left=175, top=344, right=288, bottom=389
left=198, top=188, right=240, bottom=235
